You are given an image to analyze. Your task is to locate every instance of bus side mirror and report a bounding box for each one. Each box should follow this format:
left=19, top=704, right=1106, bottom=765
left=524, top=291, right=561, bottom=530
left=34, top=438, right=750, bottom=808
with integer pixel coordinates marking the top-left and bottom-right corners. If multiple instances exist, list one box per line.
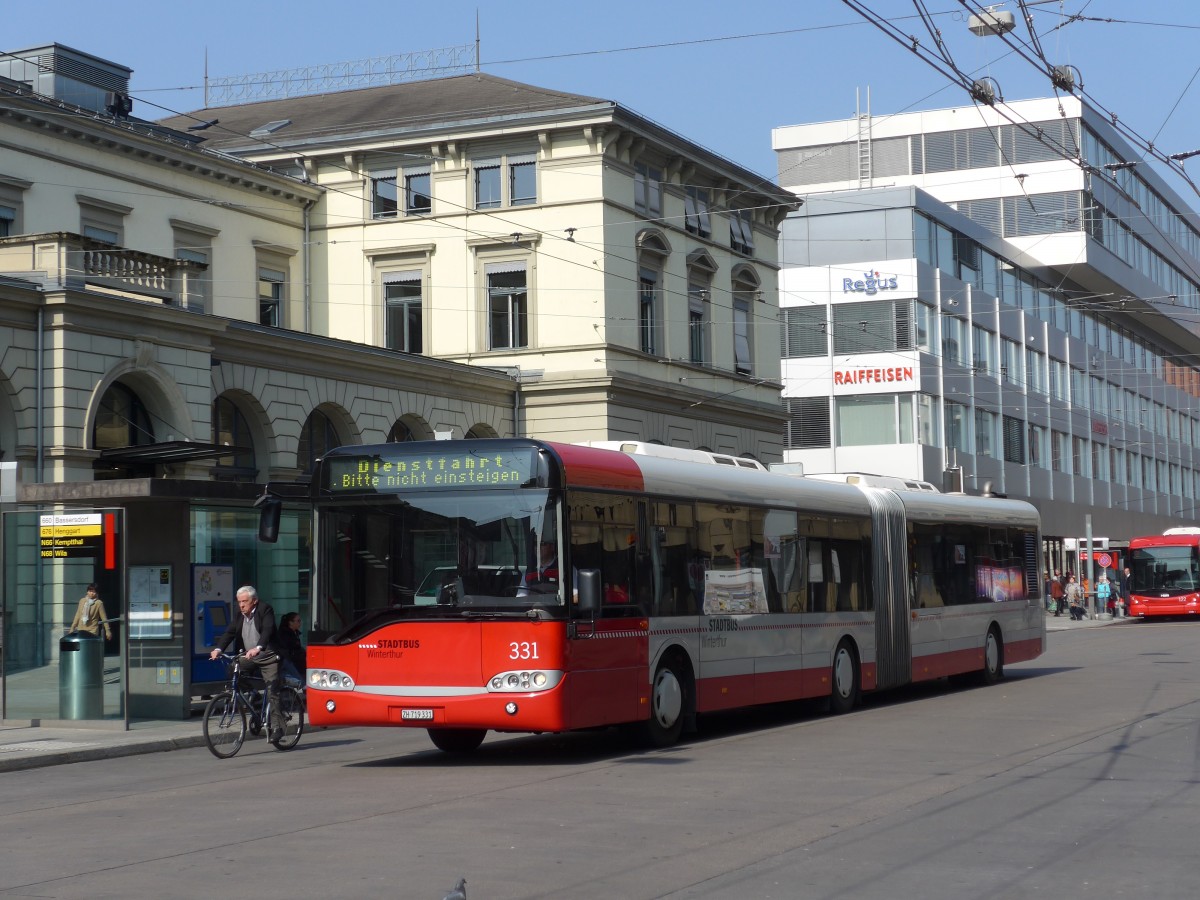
left=576, top=569, right=600, bottom=615
left=256, top=496, right=282, bottom=543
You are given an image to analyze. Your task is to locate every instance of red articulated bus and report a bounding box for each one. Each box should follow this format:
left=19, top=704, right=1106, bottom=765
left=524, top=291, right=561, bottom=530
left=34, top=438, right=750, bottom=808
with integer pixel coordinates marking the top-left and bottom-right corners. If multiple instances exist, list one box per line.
left=1127, top=528, right=1200, bottom=618
left=304, top=439, right=1045, bottom=753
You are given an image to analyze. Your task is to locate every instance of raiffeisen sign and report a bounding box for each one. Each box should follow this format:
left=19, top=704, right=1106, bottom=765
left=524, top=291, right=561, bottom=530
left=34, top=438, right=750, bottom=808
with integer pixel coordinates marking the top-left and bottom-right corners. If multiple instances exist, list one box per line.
left=830, top=352, right=919, bottom=395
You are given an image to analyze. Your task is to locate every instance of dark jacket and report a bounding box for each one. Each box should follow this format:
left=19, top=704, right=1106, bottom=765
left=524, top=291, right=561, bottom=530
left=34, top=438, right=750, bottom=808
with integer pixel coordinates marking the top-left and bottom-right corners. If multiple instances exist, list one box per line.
left=276, top=626, right=305, bottom=674
left=214, top=600, right=278, bottom=656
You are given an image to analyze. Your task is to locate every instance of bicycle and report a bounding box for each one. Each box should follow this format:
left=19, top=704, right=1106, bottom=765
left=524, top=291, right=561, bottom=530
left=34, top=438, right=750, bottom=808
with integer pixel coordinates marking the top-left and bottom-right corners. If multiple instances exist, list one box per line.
left=202, top=653, right=305, bottom=759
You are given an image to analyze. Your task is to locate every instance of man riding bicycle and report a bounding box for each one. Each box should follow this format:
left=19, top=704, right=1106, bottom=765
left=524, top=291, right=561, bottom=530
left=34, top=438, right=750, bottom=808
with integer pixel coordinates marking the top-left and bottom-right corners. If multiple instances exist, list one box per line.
left=209, top=585, right=285, bottom=743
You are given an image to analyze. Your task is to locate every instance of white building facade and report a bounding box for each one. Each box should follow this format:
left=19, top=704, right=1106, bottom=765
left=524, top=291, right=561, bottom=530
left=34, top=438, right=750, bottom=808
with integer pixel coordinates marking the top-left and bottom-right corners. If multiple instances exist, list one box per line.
left=773, top=98, right=1200, bottom=545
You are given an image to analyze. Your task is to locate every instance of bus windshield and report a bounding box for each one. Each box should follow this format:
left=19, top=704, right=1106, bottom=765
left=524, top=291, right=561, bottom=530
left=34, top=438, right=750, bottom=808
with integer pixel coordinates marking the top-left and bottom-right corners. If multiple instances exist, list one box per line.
left=1130, top=545, right=1200, bottom=597
left=318, top=488, right=565, bottom=631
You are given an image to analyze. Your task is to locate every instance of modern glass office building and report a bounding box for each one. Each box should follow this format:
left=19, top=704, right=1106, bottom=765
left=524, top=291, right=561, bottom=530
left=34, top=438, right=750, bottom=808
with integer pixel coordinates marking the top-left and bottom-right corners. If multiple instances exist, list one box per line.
left=773, top=97, right=1200, bottom=548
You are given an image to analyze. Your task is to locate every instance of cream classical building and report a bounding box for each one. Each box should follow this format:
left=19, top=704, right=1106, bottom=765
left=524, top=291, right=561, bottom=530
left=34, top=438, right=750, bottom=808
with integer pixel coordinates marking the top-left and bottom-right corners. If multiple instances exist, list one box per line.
left=160, top=72, right=797, bottom=457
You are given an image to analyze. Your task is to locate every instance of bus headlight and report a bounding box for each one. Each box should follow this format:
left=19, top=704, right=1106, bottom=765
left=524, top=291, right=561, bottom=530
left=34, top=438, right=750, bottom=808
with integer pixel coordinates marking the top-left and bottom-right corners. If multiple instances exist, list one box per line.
left=308, top=669, right=355, bottom=691
left=486, top=669, right=563, bottom=693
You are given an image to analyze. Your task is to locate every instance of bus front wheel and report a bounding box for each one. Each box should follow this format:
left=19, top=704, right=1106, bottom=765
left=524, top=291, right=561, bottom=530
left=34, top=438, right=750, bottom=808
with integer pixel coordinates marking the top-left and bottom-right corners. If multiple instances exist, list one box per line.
left=829, top=640, right=860, bottom=714
left=640, top=658, right=687, bottom=747
left=428, top=728, right=487, bottom=754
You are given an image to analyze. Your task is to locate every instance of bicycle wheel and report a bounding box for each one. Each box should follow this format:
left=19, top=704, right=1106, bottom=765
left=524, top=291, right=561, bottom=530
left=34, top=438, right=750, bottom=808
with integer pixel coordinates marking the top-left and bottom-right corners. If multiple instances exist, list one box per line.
left=271, top=687, right=305, bottom=751
left=203, top=692, right=247, bottom=759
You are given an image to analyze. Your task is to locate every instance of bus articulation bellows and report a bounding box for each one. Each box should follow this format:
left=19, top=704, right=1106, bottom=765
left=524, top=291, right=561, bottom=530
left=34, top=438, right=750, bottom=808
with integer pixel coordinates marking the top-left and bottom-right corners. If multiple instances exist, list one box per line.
left=304, top=439, right=1045, bottom=752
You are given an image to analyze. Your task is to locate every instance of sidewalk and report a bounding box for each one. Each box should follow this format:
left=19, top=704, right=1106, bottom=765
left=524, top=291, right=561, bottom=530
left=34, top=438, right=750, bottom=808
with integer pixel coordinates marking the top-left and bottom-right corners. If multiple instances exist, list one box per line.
left=1045, top=609, right=1137, bottom=632
left=0, top=717, right=206, bottom=773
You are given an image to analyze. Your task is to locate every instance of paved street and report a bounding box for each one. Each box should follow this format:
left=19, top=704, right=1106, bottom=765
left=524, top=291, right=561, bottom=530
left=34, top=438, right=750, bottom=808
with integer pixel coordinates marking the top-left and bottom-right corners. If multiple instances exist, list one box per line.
left=1, top=616, right=1198, bottom=899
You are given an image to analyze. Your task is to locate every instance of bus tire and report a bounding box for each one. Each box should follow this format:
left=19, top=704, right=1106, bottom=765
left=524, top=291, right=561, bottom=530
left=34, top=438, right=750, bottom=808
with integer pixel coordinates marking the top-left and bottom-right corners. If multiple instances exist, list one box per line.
left=980, top=627, right=1004, bottom=685
left=829, top=640, right=860, bottom=714
left=427, top=728, right=487, bottom=754
left=640, top=655, right=688, bottom=747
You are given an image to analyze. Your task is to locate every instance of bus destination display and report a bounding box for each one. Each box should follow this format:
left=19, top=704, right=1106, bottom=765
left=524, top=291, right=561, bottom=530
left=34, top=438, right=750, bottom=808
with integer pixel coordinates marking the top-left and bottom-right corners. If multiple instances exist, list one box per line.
left=326, top=448, right=536, bottom=493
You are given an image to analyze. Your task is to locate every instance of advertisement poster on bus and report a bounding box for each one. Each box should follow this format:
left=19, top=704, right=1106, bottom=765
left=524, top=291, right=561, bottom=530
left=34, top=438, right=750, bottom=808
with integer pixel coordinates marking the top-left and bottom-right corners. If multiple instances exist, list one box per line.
left=975, top=565, right=1024, bottom=602
left=702, top=568, right=768, bottom=614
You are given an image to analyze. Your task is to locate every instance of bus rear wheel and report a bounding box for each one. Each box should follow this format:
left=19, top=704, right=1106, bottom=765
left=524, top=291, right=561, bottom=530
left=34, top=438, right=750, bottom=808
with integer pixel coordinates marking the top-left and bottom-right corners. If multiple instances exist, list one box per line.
left=427, top=728, right=486, bottom=754
left=980, top=627, right=1004, bottom=685
left=640, top=658, right=687, bottom=747
left=829, top=640, right=860, bottom=714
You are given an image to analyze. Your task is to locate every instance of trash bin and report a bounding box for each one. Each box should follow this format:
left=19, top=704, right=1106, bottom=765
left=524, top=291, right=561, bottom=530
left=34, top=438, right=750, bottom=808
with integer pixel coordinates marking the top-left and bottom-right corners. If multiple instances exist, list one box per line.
left=59, top=632, right=104, bottom=719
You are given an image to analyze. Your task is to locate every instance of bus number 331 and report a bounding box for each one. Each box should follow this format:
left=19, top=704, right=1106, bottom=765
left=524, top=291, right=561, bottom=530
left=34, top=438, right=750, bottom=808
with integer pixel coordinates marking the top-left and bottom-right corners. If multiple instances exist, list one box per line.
left=510, top=642, right=539, bottom=660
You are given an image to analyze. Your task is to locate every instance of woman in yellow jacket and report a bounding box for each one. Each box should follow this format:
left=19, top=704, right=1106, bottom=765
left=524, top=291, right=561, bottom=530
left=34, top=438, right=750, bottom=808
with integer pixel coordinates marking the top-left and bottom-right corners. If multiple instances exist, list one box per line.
left=70, top=584, right=112, bottom=640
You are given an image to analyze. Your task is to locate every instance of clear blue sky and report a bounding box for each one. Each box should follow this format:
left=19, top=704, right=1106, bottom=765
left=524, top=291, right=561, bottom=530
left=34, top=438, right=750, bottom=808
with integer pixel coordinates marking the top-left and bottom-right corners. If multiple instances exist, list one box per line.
left=8, top=1, right=1200, bottom=193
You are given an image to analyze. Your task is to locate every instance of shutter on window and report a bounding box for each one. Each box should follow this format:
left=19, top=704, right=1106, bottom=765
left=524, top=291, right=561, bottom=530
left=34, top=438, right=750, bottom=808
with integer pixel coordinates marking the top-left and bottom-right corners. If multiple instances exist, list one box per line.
left=786, top=397, right=831, bottom=449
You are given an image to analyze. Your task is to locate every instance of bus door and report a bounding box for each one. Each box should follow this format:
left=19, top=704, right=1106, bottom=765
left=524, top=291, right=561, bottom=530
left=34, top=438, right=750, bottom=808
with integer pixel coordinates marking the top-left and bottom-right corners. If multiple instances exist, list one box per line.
left=563, top=494, right=646, bottom=728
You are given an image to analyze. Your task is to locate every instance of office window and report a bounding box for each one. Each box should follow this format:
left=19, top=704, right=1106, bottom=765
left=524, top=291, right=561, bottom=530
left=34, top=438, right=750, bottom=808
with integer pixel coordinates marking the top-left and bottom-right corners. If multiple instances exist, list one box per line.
left=0, top=176, right=27, bottom=237
left=79, top=197, right=129, bottom=245
left=1026, top=348, right=1047, bottom=394
left=258, top=267, right=285, bottom=327
left=474, top=159, right=502, bottom=210
left=639, top=269, right=659, bottom=355
left=839, top=395, right=901, bottom=446
left=835, top=395, right=918, bottom=446
left=915, top=302, right=934, bottom=351
left=781, top=306, right=828, bottom=358
left=371, top=171, right=399, bottom=217
left=509, top=153, right=536, bottom=206
left=1070, top=368, right=1087, bottom=407
left=383, top=271, right=423, bottom=353
left=685, top=186, right=711, bottom=238
left=1092, top=442, right=1109, bottom=481
left=972, top=325, right=996, bottom=377
left=1111, top=447, right=1123, bottom=484
left=729, top=209, right=755, bottom=255
left=1003, top=415, right=1026, bottom=463
left=999, top=339, right=1020, bottom=385
left=942, top=315, right=966, bottom=365
left=916, top=394, right=937, bottom=446
left=1029, top=424, right=1048, bottom=469
left=634, top=162, right=664, bottom=218
left=945, top=401, right=970, bottom=453
left=733, top=297, right=752, bottom=375
left=785, top=397, right=831, bottom=449
left=688, top=280, right=709, bottom=365
left=405, top=167, right=432, bottom=214
left=1073, top=436, right=1090, bottom=477
left=472, top=153, right=536, bottom=209
left=1050, top=359, right=1067, bottom=401
left=1052, top=430, right=1069, bottom=473
left=835, top=300, right=914, bottom=354
left=486, top=262, right=528, bottom=349
left=173, top=224, right=214, bottom=314
left=975, top=409, right=998, bottom=458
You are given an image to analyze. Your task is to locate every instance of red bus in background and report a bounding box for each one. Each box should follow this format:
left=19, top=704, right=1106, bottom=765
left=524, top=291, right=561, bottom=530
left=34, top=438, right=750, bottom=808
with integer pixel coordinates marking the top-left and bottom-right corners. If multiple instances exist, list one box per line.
left=1127, top=529, right=1200, bottom=618
left=303, top=439, right=1045, bottom=753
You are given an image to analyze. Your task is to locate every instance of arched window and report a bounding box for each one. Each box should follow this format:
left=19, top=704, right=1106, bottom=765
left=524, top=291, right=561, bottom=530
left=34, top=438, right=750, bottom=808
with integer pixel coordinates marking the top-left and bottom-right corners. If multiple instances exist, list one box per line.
left=93, top=382, right=154, bottom=449
left=298, top=409, right=340, bottom=474
left=636, top=230, right=670, bottom=357
left=212, top=396, right=257, bottom=481
left=387, top=420, right=415, bottom=442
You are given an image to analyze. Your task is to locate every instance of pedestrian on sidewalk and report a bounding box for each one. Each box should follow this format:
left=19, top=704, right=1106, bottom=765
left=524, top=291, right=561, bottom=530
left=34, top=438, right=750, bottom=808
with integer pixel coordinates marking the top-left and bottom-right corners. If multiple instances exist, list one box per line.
left=1050, top=569, right=1065, bottom=616
left=1066, top=575, right=1087, bottom=620
left=1097, top=573, right=1114, bottom=618
left=70, top=584, right=112, bottom=641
